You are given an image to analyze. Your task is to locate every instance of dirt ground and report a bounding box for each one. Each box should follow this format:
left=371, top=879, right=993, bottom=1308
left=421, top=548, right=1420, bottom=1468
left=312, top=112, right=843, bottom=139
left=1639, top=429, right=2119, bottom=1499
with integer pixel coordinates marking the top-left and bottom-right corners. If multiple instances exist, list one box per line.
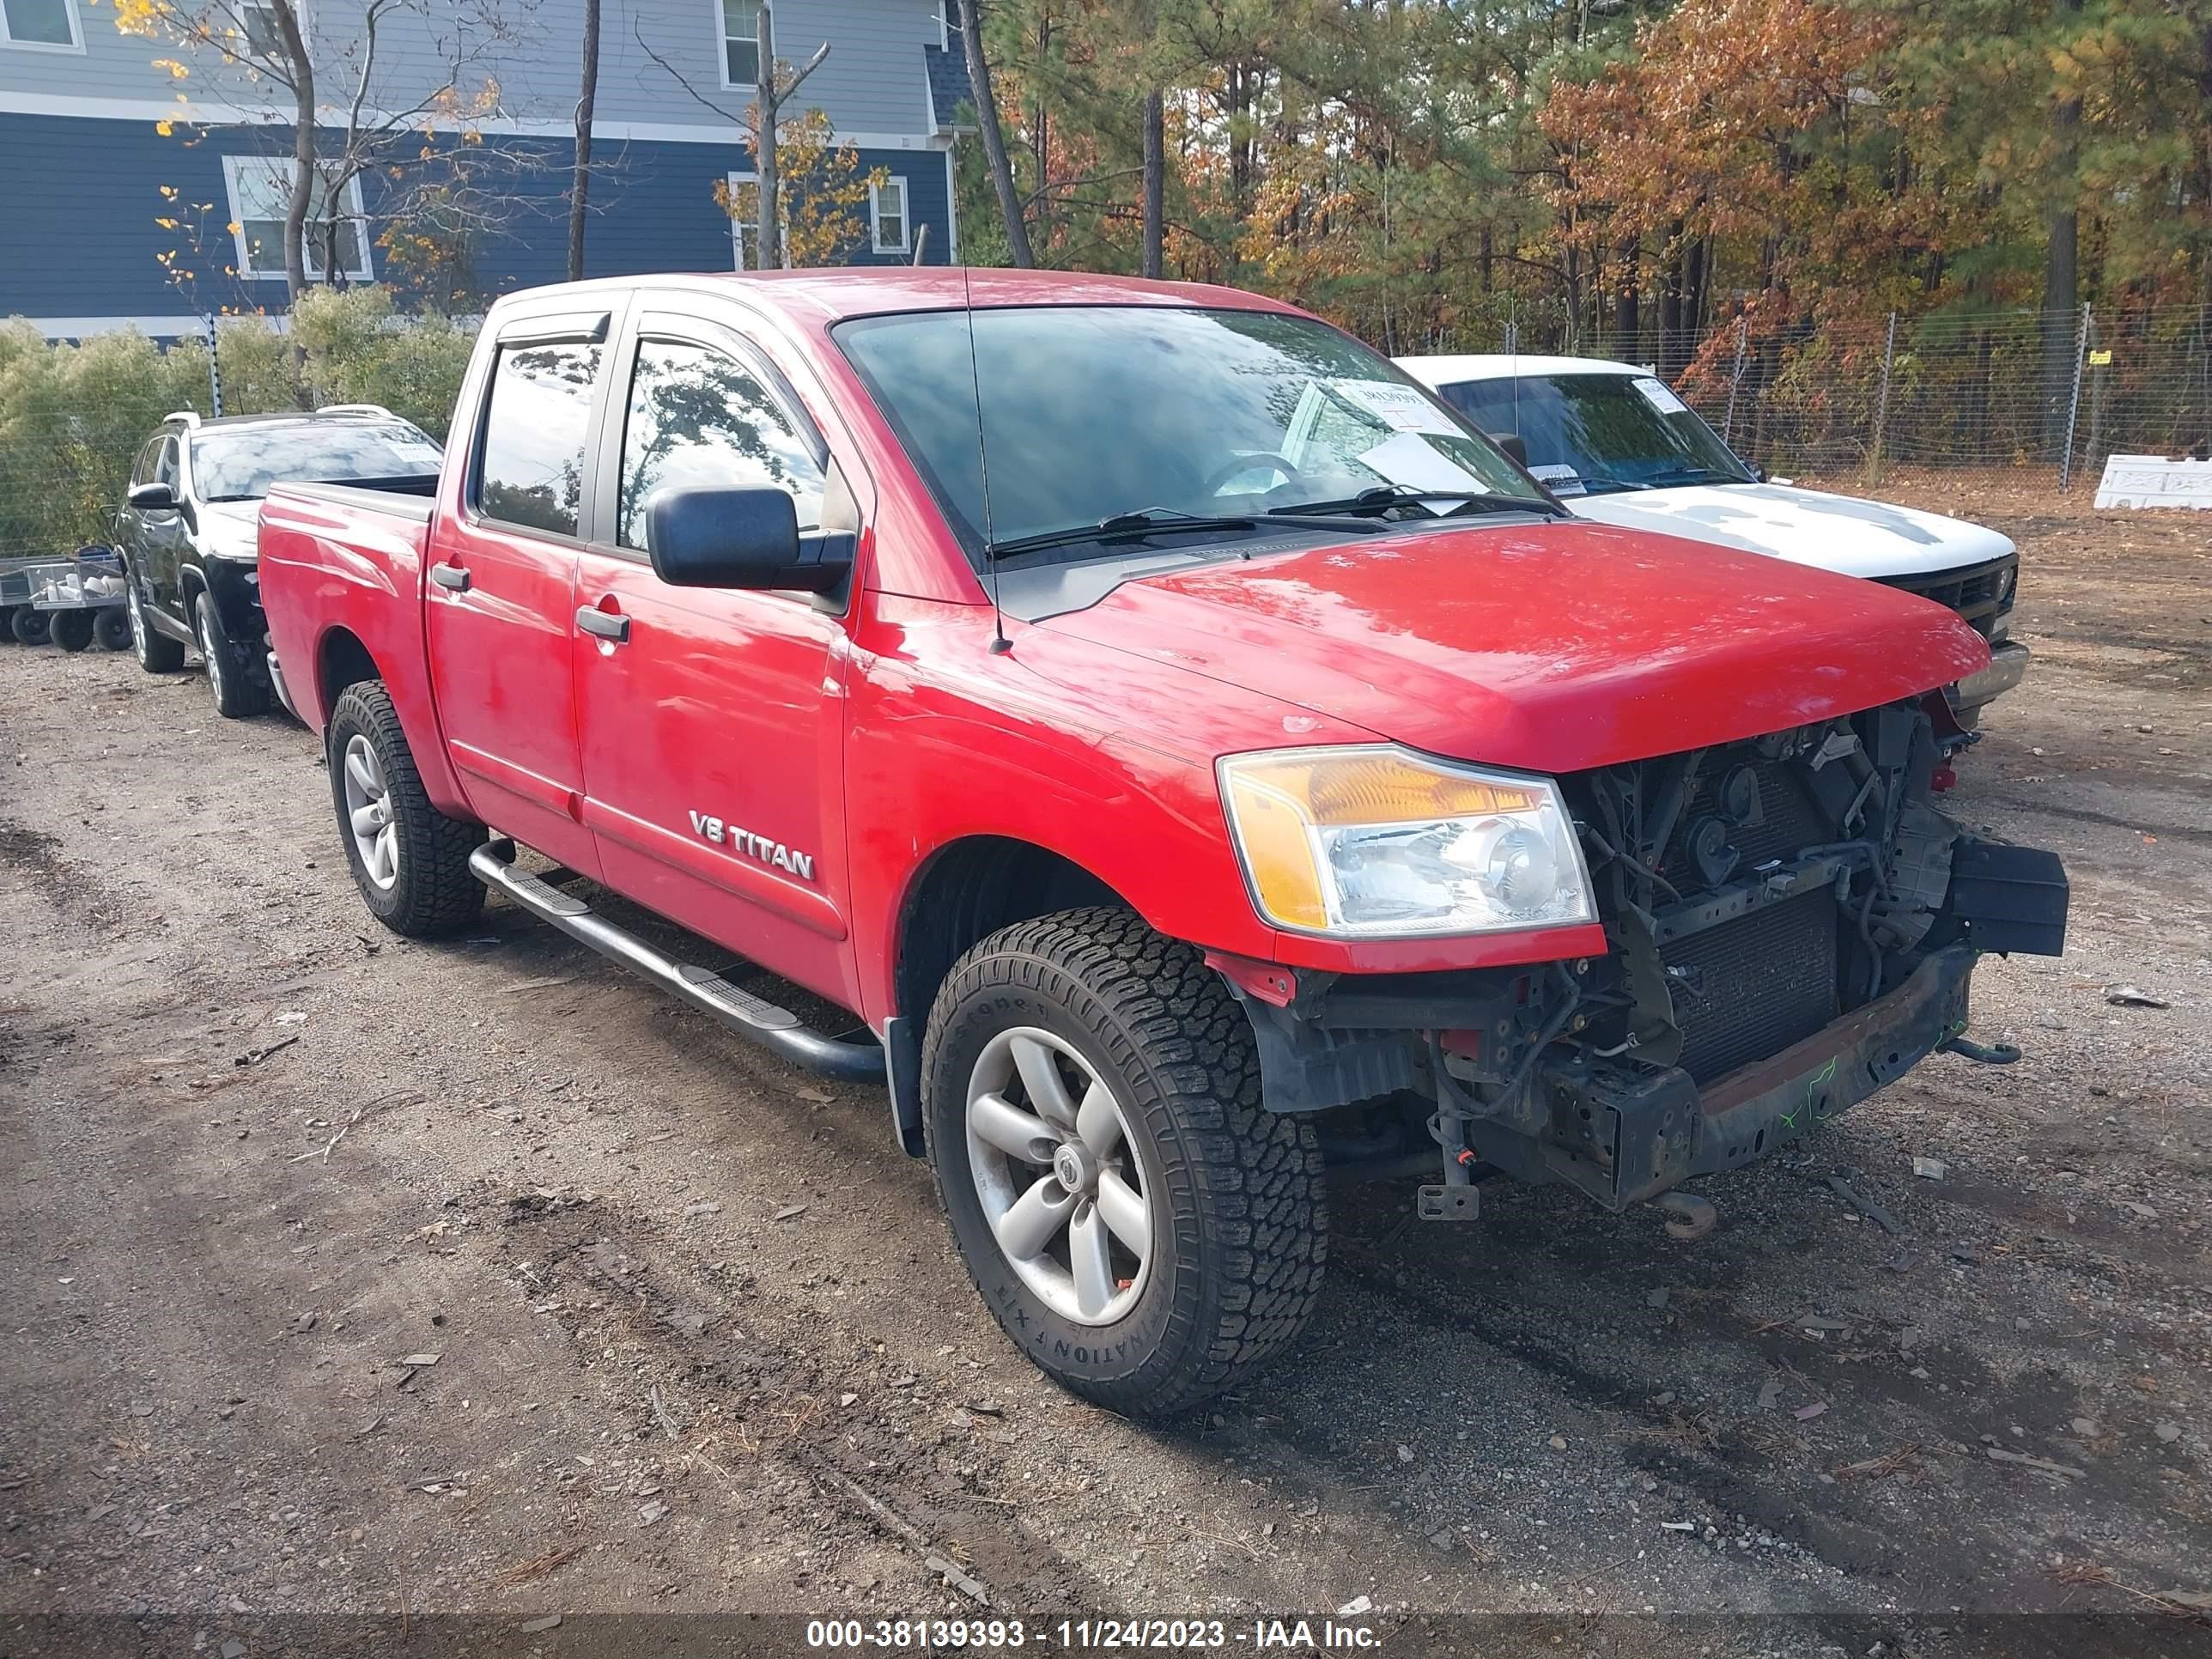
left=2, top=483, right=2207, bottom=1655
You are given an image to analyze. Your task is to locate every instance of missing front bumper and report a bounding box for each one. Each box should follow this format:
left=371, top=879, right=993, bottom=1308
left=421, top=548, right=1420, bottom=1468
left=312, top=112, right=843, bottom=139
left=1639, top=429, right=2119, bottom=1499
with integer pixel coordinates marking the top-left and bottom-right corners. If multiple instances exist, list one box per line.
left=1508, top=945, right=1978, bottom=1209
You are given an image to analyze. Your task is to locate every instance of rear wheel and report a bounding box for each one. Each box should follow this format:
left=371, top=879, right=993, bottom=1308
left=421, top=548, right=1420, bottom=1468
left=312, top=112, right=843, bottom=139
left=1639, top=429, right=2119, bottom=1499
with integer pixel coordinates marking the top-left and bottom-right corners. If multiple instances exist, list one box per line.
left=94, top=606, right=132, bottom=651
left=9, top=608, right=50, bottom=647
left=50, top=609, right=96, bottom=653
left=922, top=908, right=1328, bottom=1416
left=127, top=572, right=185, bottom=672
left=196, top=591, right=269, bottom=718
left=326, top=681, right=486, bottom=937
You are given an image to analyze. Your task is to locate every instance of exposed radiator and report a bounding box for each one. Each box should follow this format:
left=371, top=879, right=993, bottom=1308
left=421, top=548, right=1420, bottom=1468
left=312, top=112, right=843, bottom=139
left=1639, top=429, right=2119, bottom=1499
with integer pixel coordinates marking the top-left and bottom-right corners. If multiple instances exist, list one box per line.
left=1660, top=890, right=1840, bottom=1085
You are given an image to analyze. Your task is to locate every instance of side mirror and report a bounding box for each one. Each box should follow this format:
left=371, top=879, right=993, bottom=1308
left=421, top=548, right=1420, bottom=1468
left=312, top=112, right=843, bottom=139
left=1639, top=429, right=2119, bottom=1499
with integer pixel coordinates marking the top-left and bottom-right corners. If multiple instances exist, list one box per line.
left=1488, top=432, right=1529, bottom=469
left=643, top=485, right=850, bottom=593
left=128, top=481, right=178, bottom=512
left=1753, top=465, right=1769, bottom=483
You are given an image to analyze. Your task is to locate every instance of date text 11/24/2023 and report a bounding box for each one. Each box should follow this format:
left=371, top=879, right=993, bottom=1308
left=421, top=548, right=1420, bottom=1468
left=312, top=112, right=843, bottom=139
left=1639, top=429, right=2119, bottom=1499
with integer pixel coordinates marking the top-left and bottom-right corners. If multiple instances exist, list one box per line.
left=805, top=1616, right=1382, bottom=1649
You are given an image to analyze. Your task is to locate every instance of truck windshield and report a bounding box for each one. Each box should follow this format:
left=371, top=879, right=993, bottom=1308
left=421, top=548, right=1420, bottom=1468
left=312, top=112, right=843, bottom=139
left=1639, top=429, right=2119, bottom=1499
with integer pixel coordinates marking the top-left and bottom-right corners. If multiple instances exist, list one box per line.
left=1435, top=372, right=1755, bottom=495
left=835, top=306, right=1552, bottom=563
left=192, top=422, right=444, bottom=502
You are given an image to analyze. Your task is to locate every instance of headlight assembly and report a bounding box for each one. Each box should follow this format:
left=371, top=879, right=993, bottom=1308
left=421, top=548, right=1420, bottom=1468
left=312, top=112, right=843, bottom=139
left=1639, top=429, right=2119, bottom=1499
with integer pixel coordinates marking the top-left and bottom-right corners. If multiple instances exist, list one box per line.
left=1218, top=745, right=1595, bottom=938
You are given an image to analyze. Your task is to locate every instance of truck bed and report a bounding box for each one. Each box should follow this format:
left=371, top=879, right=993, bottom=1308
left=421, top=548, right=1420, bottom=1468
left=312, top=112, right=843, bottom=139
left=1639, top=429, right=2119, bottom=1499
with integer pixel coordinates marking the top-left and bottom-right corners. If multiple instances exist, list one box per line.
left=270, top=477, right=439, bottom=525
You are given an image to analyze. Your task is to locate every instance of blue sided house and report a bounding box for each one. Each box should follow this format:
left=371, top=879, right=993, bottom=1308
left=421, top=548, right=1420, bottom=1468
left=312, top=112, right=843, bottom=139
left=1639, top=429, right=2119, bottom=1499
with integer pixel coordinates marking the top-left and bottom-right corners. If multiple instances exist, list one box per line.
left=0, top=0, right=974, bottom=336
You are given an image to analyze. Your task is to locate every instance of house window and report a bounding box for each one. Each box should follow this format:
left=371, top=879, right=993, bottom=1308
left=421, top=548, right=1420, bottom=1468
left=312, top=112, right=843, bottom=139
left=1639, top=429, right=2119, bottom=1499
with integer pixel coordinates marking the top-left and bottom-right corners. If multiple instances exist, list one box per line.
left=242, top=2, right=283, bottom=58
left=870, top=178, right=908, bottom=255
left=0, top=0, right=83, bottom=51
left=726, top=170, right=756, bottom=271
left=720, top=0, right=759, bottom=88
left=223, top=156, right=374, bottom=282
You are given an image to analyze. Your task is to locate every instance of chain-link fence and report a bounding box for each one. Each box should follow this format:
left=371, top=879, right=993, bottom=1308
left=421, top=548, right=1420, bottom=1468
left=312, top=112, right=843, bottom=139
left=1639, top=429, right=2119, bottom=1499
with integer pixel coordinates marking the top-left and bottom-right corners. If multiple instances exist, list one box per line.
left=1480, top=303, right=2212, bottom=495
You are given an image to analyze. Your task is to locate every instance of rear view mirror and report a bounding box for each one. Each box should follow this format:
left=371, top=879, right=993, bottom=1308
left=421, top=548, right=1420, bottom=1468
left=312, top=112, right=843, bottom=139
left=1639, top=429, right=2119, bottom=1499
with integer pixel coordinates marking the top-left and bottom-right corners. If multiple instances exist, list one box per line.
left=1489, top=432, right=1529, bottom=469
left=128, top=481, right=178, bottom=511
left=643, top=486, right=850, bottom=593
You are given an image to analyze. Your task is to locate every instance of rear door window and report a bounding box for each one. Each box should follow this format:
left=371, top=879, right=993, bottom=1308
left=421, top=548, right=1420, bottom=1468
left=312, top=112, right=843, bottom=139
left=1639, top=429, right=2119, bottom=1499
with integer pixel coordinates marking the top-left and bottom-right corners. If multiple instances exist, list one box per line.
left=477, top=342, right=604, bottom=538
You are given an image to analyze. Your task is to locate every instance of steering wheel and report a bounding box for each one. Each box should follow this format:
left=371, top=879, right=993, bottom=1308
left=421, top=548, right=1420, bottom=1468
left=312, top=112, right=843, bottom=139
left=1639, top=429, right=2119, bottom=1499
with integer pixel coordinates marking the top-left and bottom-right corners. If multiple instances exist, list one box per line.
left=1200, top=452, right=1306, bottom=498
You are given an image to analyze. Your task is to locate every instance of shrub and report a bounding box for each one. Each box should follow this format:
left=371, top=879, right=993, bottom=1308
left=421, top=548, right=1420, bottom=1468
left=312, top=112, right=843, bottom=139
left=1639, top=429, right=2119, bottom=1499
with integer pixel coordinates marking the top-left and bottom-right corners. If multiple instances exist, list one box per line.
left=0, top=290, right=480, bottom=558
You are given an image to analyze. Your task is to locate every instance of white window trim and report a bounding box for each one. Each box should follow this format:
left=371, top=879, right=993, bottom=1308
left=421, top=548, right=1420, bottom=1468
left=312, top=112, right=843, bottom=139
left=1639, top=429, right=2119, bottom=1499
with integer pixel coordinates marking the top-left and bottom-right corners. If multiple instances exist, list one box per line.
left=714, top=0, right=759, bottom=92
left=870, top=176, right=909, bottom=255
left=222, top=155, right=374, bottom=283
left=0, top=0, right=86, bottom=53
left=726, top=167, right=756, bottom=271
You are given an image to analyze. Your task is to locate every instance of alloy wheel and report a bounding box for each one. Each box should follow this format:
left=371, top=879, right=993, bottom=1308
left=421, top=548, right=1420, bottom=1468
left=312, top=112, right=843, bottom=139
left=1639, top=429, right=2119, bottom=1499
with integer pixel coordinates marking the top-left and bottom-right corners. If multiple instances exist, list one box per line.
left=341, top=733, right=400, bottom=890
left=198, top=605, right=226, bottom=705
left=964, top=1026, right=1154, bottom=1326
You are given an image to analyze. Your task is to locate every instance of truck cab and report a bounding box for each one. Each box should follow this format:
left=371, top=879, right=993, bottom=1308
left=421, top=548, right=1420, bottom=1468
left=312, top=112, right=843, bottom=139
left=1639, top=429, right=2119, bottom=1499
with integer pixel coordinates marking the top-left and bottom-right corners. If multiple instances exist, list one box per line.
left=258, top=273, right=2066, bottom=1416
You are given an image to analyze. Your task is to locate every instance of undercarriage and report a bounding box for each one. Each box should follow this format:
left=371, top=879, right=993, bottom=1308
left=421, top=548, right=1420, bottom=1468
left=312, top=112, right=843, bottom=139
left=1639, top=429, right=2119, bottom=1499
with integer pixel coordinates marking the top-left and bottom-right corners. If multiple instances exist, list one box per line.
left=1229, top=693, right=2070, bottom=1214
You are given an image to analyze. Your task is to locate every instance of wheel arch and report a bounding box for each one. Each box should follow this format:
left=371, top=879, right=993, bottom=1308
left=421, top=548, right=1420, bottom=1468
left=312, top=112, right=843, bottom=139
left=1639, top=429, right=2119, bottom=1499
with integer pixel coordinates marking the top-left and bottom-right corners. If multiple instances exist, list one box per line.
left=881, top=835, right=1131, bottom=1157
left=893, top=836, right=1129, bottom=1031
left=316, top=624, right=382, bottom=718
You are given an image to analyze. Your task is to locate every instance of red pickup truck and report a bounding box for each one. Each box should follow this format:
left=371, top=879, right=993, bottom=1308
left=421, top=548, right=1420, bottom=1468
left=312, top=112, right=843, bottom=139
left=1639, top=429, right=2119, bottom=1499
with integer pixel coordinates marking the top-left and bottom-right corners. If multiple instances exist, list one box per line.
left=258, top=270, right=2067, bottom=1416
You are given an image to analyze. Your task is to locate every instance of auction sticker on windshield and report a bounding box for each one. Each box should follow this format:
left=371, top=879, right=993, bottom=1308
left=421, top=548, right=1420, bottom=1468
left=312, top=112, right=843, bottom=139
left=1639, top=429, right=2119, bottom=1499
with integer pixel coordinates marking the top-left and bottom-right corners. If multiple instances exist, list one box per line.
left=1334, top=379, right=1462, bottom=435
left=1632, top=376, right=1692, bottom=416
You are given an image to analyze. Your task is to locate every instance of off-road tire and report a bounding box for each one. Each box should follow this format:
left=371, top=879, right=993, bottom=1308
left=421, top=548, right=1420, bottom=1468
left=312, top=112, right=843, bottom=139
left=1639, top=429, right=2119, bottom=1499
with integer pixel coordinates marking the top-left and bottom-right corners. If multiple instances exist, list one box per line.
left=94, top=606, right=132, bottom=651
left=196, top=591, right=270, bottom=718
left=126, top=569, right=185, bottom=672
left=50, top=609, right=96, bottom=652
left=327, top=681, right=486, bottom=937
left=922, top=907, right=1328, bottom=1416
left=10, top=607, right=50, bottom=647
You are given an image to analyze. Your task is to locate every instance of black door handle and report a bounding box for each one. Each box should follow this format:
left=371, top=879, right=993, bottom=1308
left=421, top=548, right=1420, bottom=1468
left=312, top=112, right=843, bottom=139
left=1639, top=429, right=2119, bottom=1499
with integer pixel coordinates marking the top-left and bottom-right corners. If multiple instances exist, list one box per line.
left=575, top=605, right=630, bottom=644
left=428, top=563, right=471, bottom=592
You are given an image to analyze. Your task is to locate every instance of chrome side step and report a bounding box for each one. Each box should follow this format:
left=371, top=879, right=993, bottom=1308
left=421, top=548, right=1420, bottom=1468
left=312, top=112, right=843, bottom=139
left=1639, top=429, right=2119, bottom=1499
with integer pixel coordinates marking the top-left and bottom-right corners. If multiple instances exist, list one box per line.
left=470, top=842, right=886, bottom=1082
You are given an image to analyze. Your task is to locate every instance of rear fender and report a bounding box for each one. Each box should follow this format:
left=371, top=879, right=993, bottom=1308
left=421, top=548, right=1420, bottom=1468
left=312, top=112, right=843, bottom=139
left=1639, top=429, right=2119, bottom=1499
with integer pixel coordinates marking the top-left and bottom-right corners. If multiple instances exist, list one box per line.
left=259, top=489, right=475, bottom=823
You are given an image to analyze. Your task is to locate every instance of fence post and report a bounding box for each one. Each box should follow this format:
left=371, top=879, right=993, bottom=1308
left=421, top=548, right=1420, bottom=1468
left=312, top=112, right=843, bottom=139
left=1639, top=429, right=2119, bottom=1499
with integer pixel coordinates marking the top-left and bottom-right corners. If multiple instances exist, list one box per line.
left=2058, top=299, right=2089, bottom=492
left=1722, top=313, right=1748, bottom=447
left=1867, top=310, right=1897, bottom=486
left=203, top=313, right=224, bottom=417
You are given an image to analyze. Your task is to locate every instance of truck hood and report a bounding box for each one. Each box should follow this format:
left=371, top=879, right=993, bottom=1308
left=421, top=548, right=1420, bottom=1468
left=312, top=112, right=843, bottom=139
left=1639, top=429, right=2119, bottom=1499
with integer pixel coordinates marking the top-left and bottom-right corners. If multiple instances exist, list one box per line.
left=1565, top=482, right=2014, bottom=580
left=1037, top=519, right=1991, bottom=774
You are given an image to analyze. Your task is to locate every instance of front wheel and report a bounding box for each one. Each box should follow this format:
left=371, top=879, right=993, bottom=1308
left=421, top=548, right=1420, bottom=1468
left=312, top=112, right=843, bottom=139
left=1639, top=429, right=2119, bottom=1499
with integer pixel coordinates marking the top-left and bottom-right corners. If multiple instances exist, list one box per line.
left=196, top=592, right=270, bottom=718
left=326, top=681, right=486, bottom=937
left=922, top=908, right=1328, bottom=1417
left=10, top=607, right=50, bottom=647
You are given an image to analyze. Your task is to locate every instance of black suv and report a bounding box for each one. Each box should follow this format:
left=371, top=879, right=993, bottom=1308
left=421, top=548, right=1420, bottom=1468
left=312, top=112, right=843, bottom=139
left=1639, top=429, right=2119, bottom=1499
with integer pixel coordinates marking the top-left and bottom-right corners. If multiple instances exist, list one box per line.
left=117, top=407, right=443, bottom=716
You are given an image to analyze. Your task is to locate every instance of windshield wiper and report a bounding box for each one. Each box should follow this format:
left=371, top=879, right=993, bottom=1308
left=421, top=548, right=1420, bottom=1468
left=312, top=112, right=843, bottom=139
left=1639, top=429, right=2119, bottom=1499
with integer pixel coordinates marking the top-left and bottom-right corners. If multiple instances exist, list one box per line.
left=1573, top=476, right=1654, bottom=495
left=1269, top=483, right=1559, bottom=520
left=984, top=508, right=1261, bottom=562
left=1638, top=465, right=1751, bottom=487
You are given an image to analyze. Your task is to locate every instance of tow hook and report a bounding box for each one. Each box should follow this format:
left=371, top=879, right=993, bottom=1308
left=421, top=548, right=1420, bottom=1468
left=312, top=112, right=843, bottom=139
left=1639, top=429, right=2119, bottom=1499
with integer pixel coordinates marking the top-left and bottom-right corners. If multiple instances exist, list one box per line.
left=1650, top=1191, right=1717, bottom=1242
left=1940, top=1036, right=2021, bottom=1065
left=1417, top=1148, right=1484, bottom=1221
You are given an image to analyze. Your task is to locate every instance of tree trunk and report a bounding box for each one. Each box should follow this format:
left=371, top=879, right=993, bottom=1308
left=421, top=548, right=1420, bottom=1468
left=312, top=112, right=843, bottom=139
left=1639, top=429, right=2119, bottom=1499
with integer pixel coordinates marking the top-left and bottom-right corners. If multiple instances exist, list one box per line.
left=568, top=0, right=600, bottom=282
left=1140, top=89, right=1164, bottom=279
left=1613, top=234, right=1639, bottom=362
left=276, top=0, right=316, bottom=302
left=957, top=0, right=1034, bottom=266
left=756, top=0, right=781, bottom=271
left=2043, top=0, right=2083, bottom=450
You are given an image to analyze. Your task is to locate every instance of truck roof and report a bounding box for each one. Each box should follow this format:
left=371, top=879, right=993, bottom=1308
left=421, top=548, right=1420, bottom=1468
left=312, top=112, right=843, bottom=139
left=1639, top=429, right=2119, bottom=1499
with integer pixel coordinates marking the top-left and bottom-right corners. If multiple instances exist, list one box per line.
left=488, top=268, right=1310, bottom=328
left=1395, top=353, right=1651, bottom=386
